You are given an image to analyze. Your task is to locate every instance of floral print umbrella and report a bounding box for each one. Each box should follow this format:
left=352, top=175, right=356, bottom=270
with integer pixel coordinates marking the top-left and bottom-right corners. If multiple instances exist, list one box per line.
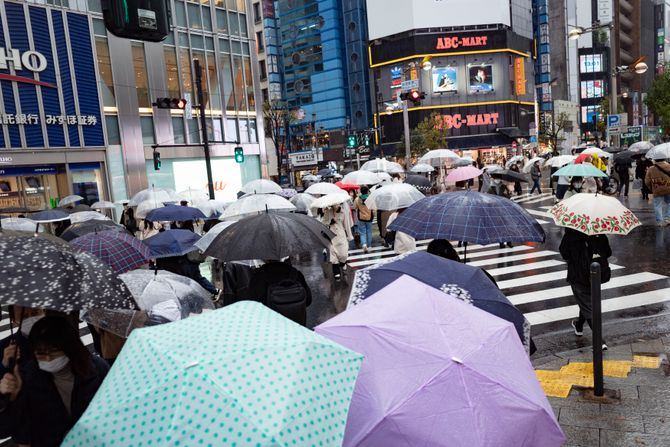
left=0, top=230, right=135, bottom=312
left=549, top=193, right=641, bottom=236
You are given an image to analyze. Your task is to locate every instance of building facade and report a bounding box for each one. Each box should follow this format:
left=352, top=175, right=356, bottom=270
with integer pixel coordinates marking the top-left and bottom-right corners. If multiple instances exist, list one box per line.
left=0, top=0, right=267, bottom=211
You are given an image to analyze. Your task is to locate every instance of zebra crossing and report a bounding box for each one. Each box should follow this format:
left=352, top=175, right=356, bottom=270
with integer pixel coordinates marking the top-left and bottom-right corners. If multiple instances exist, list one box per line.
left=346, top=240, right=670, bottom=335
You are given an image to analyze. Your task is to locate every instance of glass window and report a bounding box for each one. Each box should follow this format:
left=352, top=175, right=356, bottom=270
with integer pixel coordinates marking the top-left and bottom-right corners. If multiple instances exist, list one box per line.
left=179, top=32, right=189, bottom=47
left=229, top=12, right=239, bottom=35
left=239, top=14, right=247, bottom=37
left=164, top=32, right=175, bottom=45
left=242, top=42, right=250, bottom=56
left=188, top=118, right=201, bottom=144
left=140, top=116, right=155, bottom=144
left=191, top=34, right=204, bottom=49
left=105, top=115, right=121, bottom=145
left=187, top=3, right=202, bottom=29
left=239, top=119, right=249, bottom=143
left=225, top=0, right=236, bottom=10
left=206, top=53, right=221, bottom=110
left=96, top=38, right=115, bottom=108
left=232, top=55, right=246, bottom=111
left=205, top=36, right=214, bottom=50
left=219, top=38, right=230, bottom=53
left=231, top=40, right=242, bottom=55
left=216, top=9, right=228, bottom=33
left=236, top=0, right=245, bottom=12
left=212, top=117, right=223, bottom=141
left=253, top=2, right=261, bottom=23
left=220, top=54, right=235, bottom=111
left=132, top=45, right=151, bottom=108
left=256, top=31, right=264, bottom=52
left=259, top=59, right=267, bottom=79
left=165, top=47, right=180, bottom=97
left=248, top=119, right=257, bottom=142
left=87, top=0, right=102, bottom=13
left=214, top=0, right=223, bottom=7
left=202, top=6, right=212, bottom=31
left=243, top=56, right=254, bottom=111
left=172, top=117, right=186, bottom=144
left=226, top=118, right=238, bottom=141
left=175, top=1, right=187, bottom=27
left=92, top=18, right=106, bottom=36
left=179, top=48, right=194, bottom=99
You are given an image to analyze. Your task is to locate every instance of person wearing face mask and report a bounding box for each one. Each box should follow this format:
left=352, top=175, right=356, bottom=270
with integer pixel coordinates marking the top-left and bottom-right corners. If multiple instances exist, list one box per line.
left=0, top=306, right=45, bottom=379
left=563, top=176, right=584, bottom=200
left=0, top=316, right=109, bottom=447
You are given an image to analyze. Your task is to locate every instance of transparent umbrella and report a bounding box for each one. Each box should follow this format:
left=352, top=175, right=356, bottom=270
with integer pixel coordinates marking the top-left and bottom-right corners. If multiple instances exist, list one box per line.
left=289, top=193, right=316, bottom=215
left=128, top=187, right=174, bottom=207
left=69, top=211, right=111, bottom=224
left=364, top=183, right=424, bottom=211
left=646, top=143, right=670, bottom=160
left=342, top=170, right=382, bottom=185
left=221, top=194, right=295, bottom=220
left=417, top=149, right=460, bottom=167
left=174, top=188, right=210, bottom=203
left=58, top=195, right=84, bottom=207
left=91, top=200, right=116, bottom=210
left=360, top=158, right=404, bottom=174
left=410, top=163, right=435, bottom=173
left=304, top=182, right=344, bottom=196
left=241, top=179, right=282, bottom=194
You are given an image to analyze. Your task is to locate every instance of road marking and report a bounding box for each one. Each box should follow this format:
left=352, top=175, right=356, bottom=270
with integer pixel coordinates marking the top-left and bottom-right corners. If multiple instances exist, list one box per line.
left=487, top=260, right=566, bottom=276
left=521, top=195, right=557, bottom=205
left=512, top=193, right=553, bottom=203
left=526, top=209, right=554, bottom=219
left=497, top=265, right=624, bottom=289
left=467, top=250, right=559, bottom=267
left=539, top=206, right=553, bottom=210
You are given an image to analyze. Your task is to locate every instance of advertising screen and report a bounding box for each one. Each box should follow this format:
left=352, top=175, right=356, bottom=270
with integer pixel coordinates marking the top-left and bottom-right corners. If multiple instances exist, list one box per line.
left=581, top=106, right=600, bottom=124
left=580, top=80, right=604, bottom=99
left=580, top=54, right=603, bottom=73
left=469, top=65, right=494, bottom=93
left=432, top=67, right=457, bottom=93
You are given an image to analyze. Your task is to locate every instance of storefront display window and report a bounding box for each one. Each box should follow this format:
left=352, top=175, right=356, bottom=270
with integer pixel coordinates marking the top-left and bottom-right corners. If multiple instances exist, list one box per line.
left=71, top=163, right=103, bottom=205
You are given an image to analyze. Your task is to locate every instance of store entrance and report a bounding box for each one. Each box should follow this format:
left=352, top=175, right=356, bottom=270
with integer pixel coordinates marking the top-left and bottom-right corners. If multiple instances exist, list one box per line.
left=0, top=168, right=68, bottom=211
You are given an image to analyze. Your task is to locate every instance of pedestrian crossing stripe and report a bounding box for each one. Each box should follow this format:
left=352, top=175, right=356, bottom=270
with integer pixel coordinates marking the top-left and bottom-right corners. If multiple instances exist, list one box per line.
left=526, top=209, right=554, bottom=219
left=511, top=192, right=553, bottom=203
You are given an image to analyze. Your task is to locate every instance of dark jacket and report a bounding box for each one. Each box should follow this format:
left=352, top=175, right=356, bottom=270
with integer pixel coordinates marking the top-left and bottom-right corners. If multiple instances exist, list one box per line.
left=559, top=228, right=611, bottom=286
left=530, top=164, right=541, bottom=180
left=249, top=262, right=312, bottom=306
left=1, top=356, right=109, bottom=447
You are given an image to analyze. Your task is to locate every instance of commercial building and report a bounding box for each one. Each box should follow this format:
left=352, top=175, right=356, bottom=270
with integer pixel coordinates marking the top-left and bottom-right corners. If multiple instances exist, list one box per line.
left=0, top=0, right=267, bottom=211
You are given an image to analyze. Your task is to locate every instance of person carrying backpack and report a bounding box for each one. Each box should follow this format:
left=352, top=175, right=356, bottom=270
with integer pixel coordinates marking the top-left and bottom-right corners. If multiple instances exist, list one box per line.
left=353, top=186, right=374, bottom=253
left=249, top=260, right=312, bottom=326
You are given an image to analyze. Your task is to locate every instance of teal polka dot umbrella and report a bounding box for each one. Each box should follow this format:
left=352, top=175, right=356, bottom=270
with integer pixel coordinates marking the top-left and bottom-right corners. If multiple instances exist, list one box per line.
left=62, top=302, right=363, bottom=447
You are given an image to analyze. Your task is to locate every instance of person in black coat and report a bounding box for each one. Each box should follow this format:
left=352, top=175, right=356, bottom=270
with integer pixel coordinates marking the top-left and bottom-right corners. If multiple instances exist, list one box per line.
left=0, top=316, right=109, bottom=447
left=559, top=228, right=611, bottom=349
left=636, top=159, right=652, bottom=200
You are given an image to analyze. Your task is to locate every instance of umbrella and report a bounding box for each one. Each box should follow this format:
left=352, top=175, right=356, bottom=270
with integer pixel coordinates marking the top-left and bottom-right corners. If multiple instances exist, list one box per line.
left=276, top=188, right=298, bottom=199
left=613, top=150, right=634, bottom=165
left=90, top=200, right=115, bottom=210
left=387, top=191, right=545, bottom=252
left=128, top=187, right=173, bottom=207
left=646, top=143, right=670, bottom=160
left=489, top=169, right=529, bottom=183
left=316, top=275, right=565, bottom=447
left=445, top=165, right=482, bottom=183
left=417, top=149, right=460, bottom=167
left=336, top=181, right=360, bottom=192
left=545, top=154, right=576, bottom=168
left=63, top=302, right=363, bottom=447
left=194, top=221, right=235, bottom=252
left=628, top=141, right=654, bottom=155
left=552, top=163, right=607, bottom=178
left=220, top=194, right=295, bottom=220
left=289, top=193, right=316, bottom=215
left=241, top=179, right=282, bottom=195
left=174, top=188, right=210, bottom=203
left=144, top=229, right=201, bottom=258
left=81, top=308, right=150, bottom=338
left=452, top=156, right=475, bottom=168
left=505, top=155, right=524, bottom=168
left=364, top=183, right=424, bottom=211
left=342, top=170, right=382, bottom=185
left=360, top=158, right=404, bottom=173
left=404, top=174, right=431, bottom=193
left=192, top=199, right=227, bottom=218
left=582, top=147, right=611, bottom=158
left=482, top=164, right=503, bottom=173
left=522, top=156, right=545, bottom=173
left=348, top=251, right=532, bottom=351
left=145, top=204, right=207, bottom=222
left=58, top=194, right=84, bottom=207
left=31, top=209, right=71, bottom=223
left=135, top=199, right=165, bottom=219
left=0, top=217, right=39, bottom=232
left=317, top=168, right=336, bottom=178
left=0, top=231, right=135, bottom=312
left=410, top=163, right=435, bottom=173
left=70, top=230, right=152, bottom=274
left=301, top=174, right=319, bottom=182
left=310, top=193, right=351, bottom=209
left=549, top=193, right=641, bottom=236
left=60, top=220, right=126, bottom=242
left=304, top=182, right=344, bottom=196
left=204, top=213, right=334, bottom=261
left=0, top=206, right=31, bottom=214
left=69, top=211, right=110, bottom=224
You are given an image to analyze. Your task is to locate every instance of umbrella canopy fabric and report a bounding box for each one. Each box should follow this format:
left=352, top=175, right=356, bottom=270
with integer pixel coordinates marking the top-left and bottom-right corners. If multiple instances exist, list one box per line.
left=204, top=212, right=335, bottom=261
left=31, top=209, right=71, bottom=223
left=646, top=143, right=670, bottom=160
left=0, top=231, right=135, bottom=312
left=194, top=221, right=235, bottom=252
left=128, top=187, right=173, bottom=207
left=58, top=194, right=84, bottom=207
left=446, top=166, right=482, bottom=183
left=192, top=199, right=227, bottom=218
left=410, top=163, right=435, bottom=173
left=552, top=163, right=607, bottom=178
left=0, top=217, right=38, bottom=232
left=404, top=174, right=431, bottom=193
left=482, top=164, right=503, bottom=173
left=316, top=275, right=565, bottom=447
left=505, top=155, right=524, bottom=168
left=360, top=158, right=404, bottom=173
left=549, top=193, right=641, bottom=236
left=145, top=204, right=207, bottom=222
left=348, top=251, right=531, bottom=351
left=546, top=155, right=577, bottom=168
left=276, top=188, right=298, bottom=199
left=387, top=191, right=545, bottom=245
left=301, top=174, right=319, bottom=182
left=336, top=181, right=360, bottom=192
left=417, top=149, right=460, bottom=167
left=69, top=211, right=110, bottom=224
left=63, top=302, right=363, bottom=447
left=342, top=170, right=382, bottom=185
left=628, top=141, right=654, bottom=154
left=90, top=200, right=115, bottom=210
left=60, top=220, right=125, bottom=242
left=522, top=156, right=545, bottom=173
left=70, top=230, right=151, bottom=274
left=81, top=308, right=150, bottom=338
left=317, top=167, right=336, bottom=178
left=304, top=182, right=346, bottom=196
left=311, top=193, right=351, bottom=209
left=452, top=156, right=474, bottom=168
left=582, top=147, right=611, bottom=158
left=144, top=229, right=201, bottom=258
left=0, top=206, right=31, bottom=214
left=174, top=188, right=210, bottom=203
left=613, top=150, right=634, bottom=165
left=489, top=169, right=529, bottom=183
left=364, top=184, right=424, bottom=211
left=289, top=193, right=315, bottom=215
left=221, top=194, right=295, bottom=220
left=241, top=179, right=282, bottom=194
left=134, top=199, right=165, bottom=219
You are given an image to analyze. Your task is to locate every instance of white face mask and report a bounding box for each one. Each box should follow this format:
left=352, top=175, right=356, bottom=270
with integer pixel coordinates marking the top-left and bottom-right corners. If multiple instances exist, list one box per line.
left=19, top=315, right=44, bottom=337
left=38, top=356, right=70, bottom=373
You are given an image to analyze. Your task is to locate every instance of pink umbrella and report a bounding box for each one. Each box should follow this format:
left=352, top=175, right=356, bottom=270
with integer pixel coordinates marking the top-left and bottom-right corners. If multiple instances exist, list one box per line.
left=445, top=165, right=483, bottom=183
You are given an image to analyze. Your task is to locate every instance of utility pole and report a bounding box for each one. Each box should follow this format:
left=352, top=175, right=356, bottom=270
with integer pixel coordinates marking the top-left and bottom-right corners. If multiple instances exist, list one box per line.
left=193, top=59, right=215, bottom=200
left=403, top=99, right=412, bottom=170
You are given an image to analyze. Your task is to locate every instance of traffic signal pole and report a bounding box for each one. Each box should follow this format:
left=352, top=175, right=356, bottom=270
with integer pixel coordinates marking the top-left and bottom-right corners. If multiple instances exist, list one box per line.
left=403, top=100, right=412, bottom=170
left=193, top=59, right=216, bottom=201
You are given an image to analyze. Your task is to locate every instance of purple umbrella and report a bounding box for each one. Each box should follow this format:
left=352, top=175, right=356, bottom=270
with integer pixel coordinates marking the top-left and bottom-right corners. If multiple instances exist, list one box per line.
left=445, top=165, right=482, bottom=183
left=70, top=230, right=151, bottom=274
left=316, top=275, right=564, bottom=447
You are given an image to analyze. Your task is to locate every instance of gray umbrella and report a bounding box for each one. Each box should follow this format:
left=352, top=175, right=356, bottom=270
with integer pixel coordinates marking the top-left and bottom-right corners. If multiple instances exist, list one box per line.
left=204, top=212, right=335, bottom=261
left=0, top=230, right=135, bottom=312
left=60, top=220, right=126, bottom=242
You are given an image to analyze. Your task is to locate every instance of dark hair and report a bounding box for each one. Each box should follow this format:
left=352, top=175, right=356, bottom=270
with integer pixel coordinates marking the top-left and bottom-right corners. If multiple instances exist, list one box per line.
left=180, top=220, right=195, bottom=232
left=427, top=239, right=461, bottom=262
left=360, top=186, right=369, bottom=195
left=29, top=316, right=92, bottom=377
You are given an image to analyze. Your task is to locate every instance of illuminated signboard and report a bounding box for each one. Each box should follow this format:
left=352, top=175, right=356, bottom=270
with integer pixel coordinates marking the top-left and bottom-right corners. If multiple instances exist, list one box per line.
left=432, top=67, right=457, bottom=93
left=436, top=35, right=489, bottom=50
left=580, top=80, right=604, bottom=99
left=469, top=65, right=494, bottom=93
left=580, top=54, right=603, bottom=73
left=390, top=66, right=402, bottom=90
left=514, top=57, right=526, bottom=96
left=434, top=112, right=500, bottom=130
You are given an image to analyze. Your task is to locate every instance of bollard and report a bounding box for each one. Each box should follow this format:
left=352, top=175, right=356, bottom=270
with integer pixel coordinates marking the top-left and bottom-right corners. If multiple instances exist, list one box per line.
left=590, top=261, right=604, bottom=397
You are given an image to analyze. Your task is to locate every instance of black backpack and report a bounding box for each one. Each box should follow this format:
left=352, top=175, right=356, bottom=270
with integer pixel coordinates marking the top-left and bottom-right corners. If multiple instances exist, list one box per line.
left=266, top=276, right=307, bottom=325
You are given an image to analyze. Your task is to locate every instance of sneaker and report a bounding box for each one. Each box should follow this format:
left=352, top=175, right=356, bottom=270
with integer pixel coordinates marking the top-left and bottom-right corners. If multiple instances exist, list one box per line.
left=602, top=343, right=608, bottom=351
left=363, top=245, right=369, bottom=254
left=334, top=273, right=341, bottom=280
left=571, top=320, right=584, bottom=336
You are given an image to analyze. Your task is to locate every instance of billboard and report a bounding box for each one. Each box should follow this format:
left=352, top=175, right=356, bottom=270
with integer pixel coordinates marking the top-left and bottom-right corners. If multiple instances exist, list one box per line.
left=432, top=67, right=457, bottom=93
left=469, top=65, right=494, bottom=93
left=580, top=80, right=604, bottom=99
left=366, top=0, right=511, bottom=41
left=580, top=54, right=603, bottom=73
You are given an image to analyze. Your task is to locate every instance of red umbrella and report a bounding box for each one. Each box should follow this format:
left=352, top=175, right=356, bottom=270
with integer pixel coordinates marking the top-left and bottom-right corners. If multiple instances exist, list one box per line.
left=574, top=153, right=590, bottom=164
left=336, top=181, right=361, bottom=192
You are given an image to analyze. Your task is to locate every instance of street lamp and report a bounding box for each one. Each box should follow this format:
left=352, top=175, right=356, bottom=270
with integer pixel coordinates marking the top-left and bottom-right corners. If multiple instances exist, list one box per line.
left=421, top=57, right=432, bottom=71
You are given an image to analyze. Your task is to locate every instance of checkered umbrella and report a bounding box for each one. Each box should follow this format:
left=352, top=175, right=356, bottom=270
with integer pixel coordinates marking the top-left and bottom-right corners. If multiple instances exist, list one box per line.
left=70, top=230, right=152, bottom=274
left=387, top=190, right=545, bottom=245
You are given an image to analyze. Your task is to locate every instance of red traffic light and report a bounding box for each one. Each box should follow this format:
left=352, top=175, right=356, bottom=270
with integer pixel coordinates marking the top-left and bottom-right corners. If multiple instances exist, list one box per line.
left=400, top=91, right=426, bottom=104
left=153, top=97, right=187, bottom=109
left=172, top=98, right=187, bottom=109
left=409, top=90, right=421, bottom=101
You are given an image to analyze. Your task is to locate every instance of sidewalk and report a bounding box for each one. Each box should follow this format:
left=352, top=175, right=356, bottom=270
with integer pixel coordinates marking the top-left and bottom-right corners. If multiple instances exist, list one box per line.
left=533, top=336, right=670, bottom=446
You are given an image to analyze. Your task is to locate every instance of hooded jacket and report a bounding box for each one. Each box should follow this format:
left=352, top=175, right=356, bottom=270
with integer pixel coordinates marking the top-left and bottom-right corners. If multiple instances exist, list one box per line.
left=645, top=161, right=670, bottom=196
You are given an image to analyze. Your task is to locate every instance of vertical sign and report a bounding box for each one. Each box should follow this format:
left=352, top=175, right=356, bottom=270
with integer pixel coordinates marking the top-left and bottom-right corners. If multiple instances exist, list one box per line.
left=514, top=57, right=526, bottom=96
left=598, top=0, right=612, bottom=22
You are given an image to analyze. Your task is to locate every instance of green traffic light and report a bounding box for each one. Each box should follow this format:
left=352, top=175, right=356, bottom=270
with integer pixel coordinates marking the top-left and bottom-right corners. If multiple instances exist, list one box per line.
left=234, top=147, right=245, bottom=163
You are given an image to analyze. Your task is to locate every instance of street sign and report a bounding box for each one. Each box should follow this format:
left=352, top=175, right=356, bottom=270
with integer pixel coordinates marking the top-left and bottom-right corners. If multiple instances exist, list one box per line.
left=184, top=93, right=192, bottom=119
left=607, top=114, right=620, bottom=128
left=401, top=79, right=419, bottom=91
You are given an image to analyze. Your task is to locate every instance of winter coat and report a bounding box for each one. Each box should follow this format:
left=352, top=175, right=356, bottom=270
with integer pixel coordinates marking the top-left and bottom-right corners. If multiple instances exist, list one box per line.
left=321, top=207, right=353, bottom=264
left=249, top=261, right=312, bottom=306
left=559, top=228, right=611, bottom=286
left=645, top=161, right=670, bottom=196
left=530, top=164, right=541, bottom=180
left=387, top=212, right=416, bottom=254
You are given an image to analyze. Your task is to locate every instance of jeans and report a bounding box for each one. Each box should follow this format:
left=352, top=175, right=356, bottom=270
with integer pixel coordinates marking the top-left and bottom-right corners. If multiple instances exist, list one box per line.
left=358, top=221, right=373, bottom=247
left=530, top=178, right=541, bottom=194
left=653, top=195, right=670, bottom=223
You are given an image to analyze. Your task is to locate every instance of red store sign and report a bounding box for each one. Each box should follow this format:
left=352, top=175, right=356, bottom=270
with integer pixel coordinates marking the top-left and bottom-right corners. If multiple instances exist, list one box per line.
left=434, top=113, right=500, bottom=130
left=436, top=35, right=489, bottom=50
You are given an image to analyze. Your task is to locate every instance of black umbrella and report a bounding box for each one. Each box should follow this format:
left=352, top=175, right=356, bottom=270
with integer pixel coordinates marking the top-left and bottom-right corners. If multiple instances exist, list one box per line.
left=489, top=169, right=529, bottom=183
left=204, top=212, right=335, bottom=261
left=404, top=175, right=432, bottom=192
left=0, top=206, right=31, bottom=214
left=614, top=150, right=634, bottom=165
left=0, top=230, right=136, bottom=312
left=317, top=168, right=335, bottom=178
left=60, top=220, right=126, bottom=242
left=31, top=209, right=71, bottom=223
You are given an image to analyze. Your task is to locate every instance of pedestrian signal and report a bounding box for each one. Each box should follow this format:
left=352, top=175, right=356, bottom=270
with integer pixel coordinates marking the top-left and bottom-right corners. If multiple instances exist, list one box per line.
left=102, top=0, right=170, bottom=42
left=234, top=147, right=245, bottom=163
left=347, top=135, right=357, bottom=148
left=153, top=150, right=161, bottom=170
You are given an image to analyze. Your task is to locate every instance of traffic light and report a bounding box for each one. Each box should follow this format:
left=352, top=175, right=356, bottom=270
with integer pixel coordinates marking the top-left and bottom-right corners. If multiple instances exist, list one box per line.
left=400, top=90, right=425, bottom=105
left=153, top=97, right=187, bottom=109
left=153, top=150, right=161, bottom=170
left=364, top=133, right=370, bottom=147
left=234, top=147, right=245, bottom=163
left=102, top=0, right=170, bottom=42
left=347, top=134, right=357, bottom=148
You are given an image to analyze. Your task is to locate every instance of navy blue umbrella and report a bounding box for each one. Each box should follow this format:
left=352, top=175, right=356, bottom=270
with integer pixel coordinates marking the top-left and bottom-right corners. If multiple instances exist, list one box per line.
left=387, top=191, right=545, bottom=251
left=144, top=204, right=207, bottom=222
left=31, top=209, right=71, bottom=223
left=144, top=229, right=201, bottom=258
left=349, top=251, right=532, bottom=352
